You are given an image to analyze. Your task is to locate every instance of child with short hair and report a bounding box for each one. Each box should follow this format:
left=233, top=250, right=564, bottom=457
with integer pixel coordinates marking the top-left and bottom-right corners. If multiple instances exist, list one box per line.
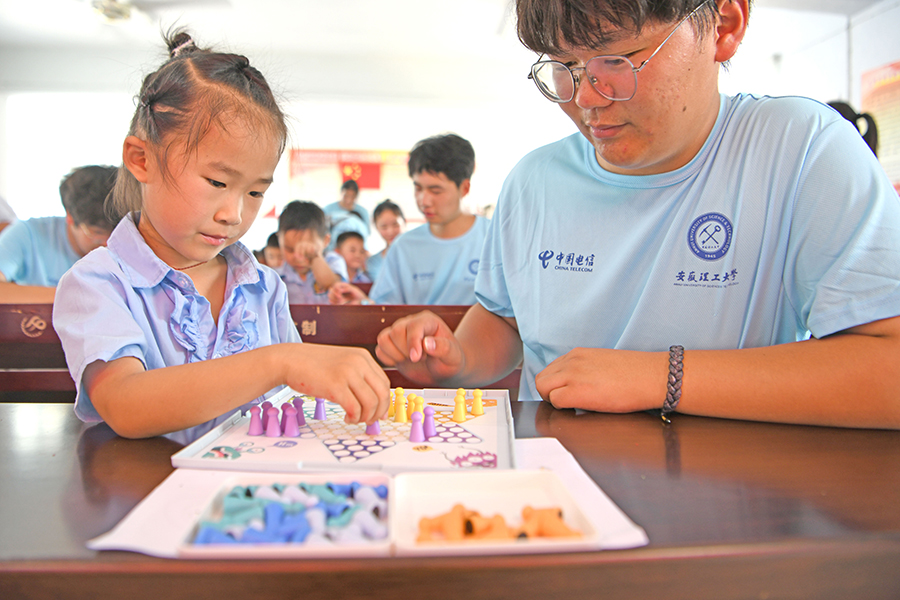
left=52, top=31, right=389, bottom=440
left=276, top=200, right=348, bottom=304
left=334, top=230, right=371, bottom=284
left=366, top=199, right=405, bottom=282
left=263, top=232, right=283, bottom=268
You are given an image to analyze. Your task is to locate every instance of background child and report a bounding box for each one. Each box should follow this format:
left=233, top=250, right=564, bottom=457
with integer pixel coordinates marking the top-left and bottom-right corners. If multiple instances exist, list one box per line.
left=365, top=199, right=404, bottom=282
left=0, top=165, right=119, bottom=302
left=275, top=200, right=348, bottom=304
left=334, top=230, right=371, bottom=284
left=323, top=179, right=370, bottom=239
left=52, top=31, right=389, bottom=441
left=263, top=232, right=283, bottom=268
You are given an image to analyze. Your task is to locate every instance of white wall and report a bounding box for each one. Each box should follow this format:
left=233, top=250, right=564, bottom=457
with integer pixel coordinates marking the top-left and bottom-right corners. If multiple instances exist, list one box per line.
left=850, top=0, right=900, bottom=107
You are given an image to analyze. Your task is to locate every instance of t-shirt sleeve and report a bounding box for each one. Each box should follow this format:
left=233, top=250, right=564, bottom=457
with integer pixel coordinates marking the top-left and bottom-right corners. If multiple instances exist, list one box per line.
left=786, top=116, right=900, bottom=338
left=52, top=258, right=149, bottom=422
left=0, top=219, right=31, bottom=282
left=325, top=251, right=349, bottom=282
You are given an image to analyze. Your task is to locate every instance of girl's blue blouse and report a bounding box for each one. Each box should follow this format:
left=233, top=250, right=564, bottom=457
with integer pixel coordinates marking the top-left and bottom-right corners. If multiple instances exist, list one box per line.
left=53, top=213, right=300, bottom=442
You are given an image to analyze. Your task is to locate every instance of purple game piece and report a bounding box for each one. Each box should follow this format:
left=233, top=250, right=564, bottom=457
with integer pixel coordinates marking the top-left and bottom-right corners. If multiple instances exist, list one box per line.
left=293, top=398, right=307, bottom=426
left=423, top=406, right=437, bottom=439
left=265, top=407, right=282, bottom=437
left=282, top=404, right=300, bottom=437
left=314, top=397, right=327, bottom=421
left=247, top=405, right=264, bottom=436
left=409, top=411, right=425, bottom=443
left=365, top=421, right=381, bottom=435
left=260, top=401, right=273, bottom=429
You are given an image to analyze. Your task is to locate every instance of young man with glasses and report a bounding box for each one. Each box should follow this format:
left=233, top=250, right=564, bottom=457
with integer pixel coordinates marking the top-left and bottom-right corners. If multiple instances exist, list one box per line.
left=0, top=165, right=119, bottom=302
left=376, top=0, right=900, bottom=429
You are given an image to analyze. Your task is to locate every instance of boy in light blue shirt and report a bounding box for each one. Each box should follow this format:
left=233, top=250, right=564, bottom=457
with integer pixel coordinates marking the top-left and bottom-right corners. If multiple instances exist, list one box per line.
left=276, top=200, right=348, bottom=304
left=0, top=165, right=118, bottom=302
left=331, top=134, right=487, bottom=305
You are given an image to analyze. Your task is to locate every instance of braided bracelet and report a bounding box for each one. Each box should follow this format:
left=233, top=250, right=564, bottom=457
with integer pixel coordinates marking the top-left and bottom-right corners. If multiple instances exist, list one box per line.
left=661, top=345, right=684, bottom=424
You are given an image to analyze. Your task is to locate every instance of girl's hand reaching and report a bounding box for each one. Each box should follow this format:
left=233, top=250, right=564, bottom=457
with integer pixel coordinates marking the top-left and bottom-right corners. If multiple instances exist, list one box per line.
left=280, top=343, right=391, bottom=425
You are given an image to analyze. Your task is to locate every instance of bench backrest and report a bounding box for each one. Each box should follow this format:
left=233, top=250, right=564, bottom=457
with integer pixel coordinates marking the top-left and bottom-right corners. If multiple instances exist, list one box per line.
left=1, top=303, right=520, bottom=400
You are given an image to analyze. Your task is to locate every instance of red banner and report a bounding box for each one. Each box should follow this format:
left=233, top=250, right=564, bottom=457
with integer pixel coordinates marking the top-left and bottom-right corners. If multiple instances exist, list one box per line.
left=339, top=161, right=382, bottom=189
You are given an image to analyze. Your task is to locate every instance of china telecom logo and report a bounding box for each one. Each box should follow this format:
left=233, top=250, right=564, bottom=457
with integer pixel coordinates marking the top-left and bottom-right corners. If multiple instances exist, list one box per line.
left=688, top=213, right=733, bottom=261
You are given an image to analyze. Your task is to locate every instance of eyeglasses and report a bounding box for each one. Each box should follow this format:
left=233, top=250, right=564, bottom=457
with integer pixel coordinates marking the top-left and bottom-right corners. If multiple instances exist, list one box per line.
left=528, top=0, right=712, bottom=103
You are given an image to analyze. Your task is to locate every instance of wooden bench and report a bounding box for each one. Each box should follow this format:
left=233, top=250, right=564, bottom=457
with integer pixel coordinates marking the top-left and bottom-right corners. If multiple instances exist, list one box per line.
left=0, top=303, right=75, bottom=402
left=1, top=303, right=520, bottom=401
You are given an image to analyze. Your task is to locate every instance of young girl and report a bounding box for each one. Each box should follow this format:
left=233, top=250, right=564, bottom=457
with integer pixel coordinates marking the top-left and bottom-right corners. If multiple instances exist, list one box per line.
left=365, top=199, right=404, bottom=282
left=52, top=32, right=390, bottom=441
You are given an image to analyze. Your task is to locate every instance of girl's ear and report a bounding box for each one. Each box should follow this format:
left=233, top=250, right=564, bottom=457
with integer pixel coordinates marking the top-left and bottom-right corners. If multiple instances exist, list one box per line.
left=714, top=0, right=749, bottom=63
left=122, top=136, right=151, bottom=183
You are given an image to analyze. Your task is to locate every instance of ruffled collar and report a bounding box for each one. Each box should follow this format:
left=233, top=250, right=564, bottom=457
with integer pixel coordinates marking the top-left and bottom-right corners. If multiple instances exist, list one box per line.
left=106, top=212, right=268, bottom=292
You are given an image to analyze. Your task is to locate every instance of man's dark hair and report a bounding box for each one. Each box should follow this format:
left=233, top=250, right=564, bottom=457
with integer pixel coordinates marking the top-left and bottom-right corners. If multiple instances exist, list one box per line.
left=407, top=133, right=475, bottom=188
left=516, top=0, right=724, bottom=57
left=59, top=165, right=119, bottom=229
left=278, top=200, right=329, bottom=238
left=341, top=179, right=359, bottom=194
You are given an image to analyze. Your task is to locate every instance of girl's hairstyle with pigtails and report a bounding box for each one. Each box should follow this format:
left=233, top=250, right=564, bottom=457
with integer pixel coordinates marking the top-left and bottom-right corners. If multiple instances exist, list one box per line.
left=110, top=30, right=288, bottom=218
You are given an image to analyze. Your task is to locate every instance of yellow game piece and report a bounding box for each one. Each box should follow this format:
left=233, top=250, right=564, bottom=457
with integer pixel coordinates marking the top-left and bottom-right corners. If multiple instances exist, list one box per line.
left=414, top=395, right=424, bottom=416
left=394, top=392, right=408, bottom=423
left=452, top=394, right=467, bottom=423
left=407, top=393, right=416, bottom=419
left=387, top=390, right=396, bottom=418
left=471, top=388, right=484, bottom=416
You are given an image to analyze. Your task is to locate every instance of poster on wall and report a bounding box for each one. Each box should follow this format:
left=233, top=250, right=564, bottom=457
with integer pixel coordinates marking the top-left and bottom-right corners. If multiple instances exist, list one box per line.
left=861, top=61, right=900, bottom=194
left=288, top=149, right=410, bottom=205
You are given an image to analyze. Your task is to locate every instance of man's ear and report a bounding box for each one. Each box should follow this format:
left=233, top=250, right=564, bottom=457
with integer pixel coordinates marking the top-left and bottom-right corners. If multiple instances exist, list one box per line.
left=714, top=0, right=749, bottom=63
left=122, top=135, right=151, bottom=183
left=458, top=179, right=471, bottom=198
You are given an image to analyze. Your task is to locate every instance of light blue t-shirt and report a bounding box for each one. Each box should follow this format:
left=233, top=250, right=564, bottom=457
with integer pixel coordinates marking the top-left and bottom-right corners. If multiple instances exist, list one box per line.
left=478, top=93, right=900, bottom=401
left=0, top=216, right=79, bottom=286
left=324, top=201, right=371, bottom=239
left=53, top=213, right=301, bottom=442
left=370, top=217, right=489, bottom=305
left=366, top=250, right=386, bottom=282
left=276, top=251, right=348, bottom=304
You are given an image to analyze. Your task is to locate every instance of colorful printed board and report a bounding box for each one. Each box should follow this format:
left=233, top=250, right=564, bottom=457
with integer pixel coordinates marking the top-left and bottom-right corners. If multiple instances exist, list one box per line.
left=171, top=387, right=516, bottom=473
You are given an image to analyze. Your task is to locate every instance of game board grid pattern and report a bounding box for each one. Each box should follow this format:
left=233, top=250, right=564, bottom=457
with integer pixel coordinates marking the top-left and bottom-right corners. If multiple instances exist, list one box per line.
left=293, top=396, right=493, bottom=464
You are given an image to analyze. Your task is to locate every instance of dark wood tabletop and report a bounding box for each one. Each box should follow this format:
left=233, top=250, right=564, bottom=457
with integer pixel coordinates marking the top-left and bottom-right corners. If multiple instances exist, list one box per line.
left=1, top=401, right=899, bottom=600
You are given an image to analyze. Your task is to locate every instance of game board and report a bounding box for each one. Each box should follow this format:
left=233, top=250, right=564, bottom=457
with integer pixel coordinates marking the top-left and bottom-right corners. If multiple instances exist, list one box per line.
left=171, top=387, right=516, bottom=474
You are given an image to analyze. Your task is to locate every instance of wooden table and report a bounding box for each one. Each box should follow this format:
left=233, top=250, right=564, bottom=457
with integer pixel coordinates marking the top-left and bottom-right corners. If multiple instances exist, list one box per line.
left=1, top=402, right=898, bottom=599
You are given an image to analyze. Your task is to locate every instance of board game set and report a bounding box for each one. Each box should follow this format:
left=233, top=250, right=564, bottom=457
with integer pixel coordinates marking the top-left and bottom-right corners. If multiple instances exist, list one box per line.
left=87, top=387, right=649, bottom=558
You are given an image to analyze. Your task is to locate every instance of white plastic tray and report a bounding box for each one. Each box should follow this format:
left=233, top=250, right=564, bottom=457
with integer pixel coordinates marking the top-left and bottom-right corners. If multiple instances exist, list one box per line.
left=392, top=470, right=601, bottom=556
